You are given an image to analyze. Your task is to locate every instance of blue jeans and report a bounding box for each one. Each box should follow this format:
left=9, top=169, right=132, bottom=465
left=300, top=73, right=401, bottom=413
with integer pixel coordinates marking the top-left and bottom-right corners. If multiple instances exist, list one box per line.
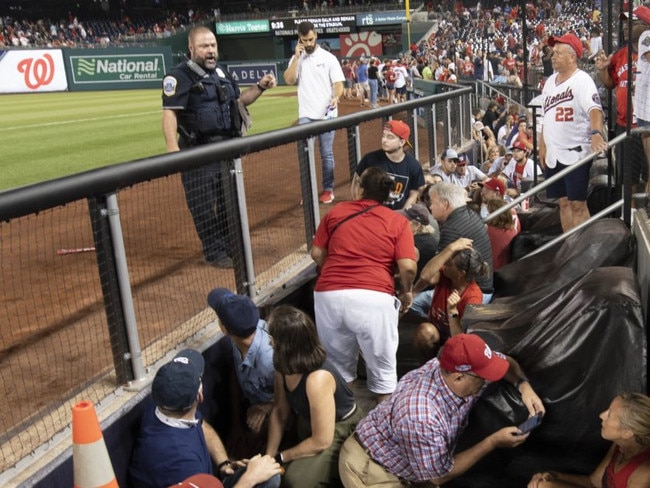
left=368, top=79, right=378, bottom=106
left=410, top=289, right=493, bottom=318
left=298, top=117, right=335, bottom=192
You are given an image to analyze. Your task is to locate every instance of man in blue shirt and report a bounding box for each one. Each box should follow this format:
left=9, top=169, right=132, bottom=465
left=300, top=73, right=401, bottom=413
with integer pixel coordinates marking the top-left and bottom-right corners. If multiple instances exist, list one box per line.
left=207, top=288, right=275, bottom=458
left=129, top=349, right=281, bottom=488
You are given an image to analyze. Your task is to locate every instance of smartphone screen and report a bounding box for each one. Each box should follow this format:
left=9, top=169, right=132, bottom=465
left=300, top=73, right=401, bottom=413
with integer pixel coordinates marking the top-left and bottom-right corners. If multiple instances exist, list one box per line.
left=517, top=413, right=543, bottom=434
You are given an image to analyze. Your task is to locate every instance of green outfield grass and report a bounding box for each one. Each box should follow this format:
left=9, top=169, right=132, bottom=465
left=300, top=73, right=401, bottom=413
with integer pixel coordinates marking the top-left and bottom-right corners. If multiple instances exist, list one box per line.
left=0, top=86, right=297, bottom=191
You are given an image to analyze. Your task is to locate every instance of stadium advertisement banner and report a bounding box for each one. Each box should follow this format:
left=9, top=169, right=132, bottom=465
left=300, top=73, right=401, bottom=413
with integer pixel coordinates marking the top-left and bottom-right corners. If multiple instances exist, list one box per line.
left=226, top=63, right=278, bottom=83
left=356, top=11, right=408, bottom=26
left=216, top=20, right=270, bottom=35
left=271, top=15, right=356, bottom=36
left=64, top=47, right=172, bottom=91
left=0, top=49, right=68, bottom=93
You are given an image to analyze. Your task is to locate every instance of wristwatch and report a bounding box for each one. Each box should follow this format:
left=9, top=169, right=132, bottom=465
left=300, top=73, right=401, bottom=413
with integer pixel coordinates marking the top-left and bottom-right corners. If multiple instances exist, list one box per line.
left=274, top=452, right=285, bottom=465
left=590, top=129, right=604, bottom=138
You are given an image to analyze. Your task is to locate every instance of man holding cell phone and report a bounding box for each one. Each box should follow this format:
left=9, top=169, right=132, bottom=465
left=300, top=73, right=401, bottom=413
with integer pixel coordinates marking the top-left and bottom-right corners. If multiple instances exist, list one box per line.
left=339, top=334, right=546, bottom=487
left=283, top=21, right=344, bottom=205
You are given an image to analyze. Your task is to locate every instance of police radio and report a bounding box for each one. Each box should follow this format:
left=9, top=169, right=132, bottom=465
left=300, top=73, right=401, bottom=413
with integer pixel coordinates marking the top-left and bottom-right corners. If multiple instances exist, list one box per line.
left=179, top=52, right=208, bottom=94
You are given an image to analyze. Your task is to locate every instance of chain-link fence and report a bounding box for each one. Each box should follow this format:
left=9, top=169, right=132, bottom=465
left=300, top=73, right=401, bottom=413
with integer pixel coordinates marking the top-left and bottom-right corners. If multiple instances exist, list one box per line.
left=0, top=86, right=473, bottom=473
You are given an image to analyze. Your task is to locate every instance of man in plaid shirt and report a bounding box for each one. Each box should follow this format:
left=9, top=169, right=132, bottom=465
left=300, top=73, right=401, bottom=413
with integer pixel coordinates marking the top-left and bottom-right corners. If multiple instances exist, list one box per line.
left=338, top=334, right=545, bottom=486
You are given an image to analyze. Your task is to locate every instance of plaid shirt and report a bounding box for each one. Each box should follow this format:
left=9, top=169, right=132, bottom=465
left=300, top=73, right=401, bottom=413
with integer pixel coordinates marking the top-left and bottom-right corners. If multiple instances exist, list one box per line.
left=355, top=359, right=484, bottom=482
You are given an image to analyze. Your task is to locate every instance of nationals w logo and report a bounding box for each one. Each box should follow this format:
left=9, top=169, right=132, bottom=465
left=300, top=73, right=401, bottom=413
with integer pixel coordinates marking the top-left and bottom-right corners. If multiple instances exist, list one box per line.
left=17, top=53, right=55, bottom=89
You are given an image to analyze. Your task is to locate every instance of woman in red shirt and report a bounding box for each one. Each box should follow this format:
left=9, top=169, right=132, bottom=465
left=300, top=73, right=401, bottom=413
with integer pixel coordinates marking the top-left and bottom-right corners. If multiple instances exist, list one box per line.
left=528, top=393, right=650, bottom=488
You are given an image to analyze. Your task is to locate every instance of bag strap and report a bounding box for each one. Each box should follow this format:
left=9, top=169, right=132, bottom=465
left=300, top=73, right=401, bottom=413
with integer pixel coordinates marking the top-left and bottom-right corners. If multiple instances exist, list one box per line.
left=331, top=204, right=380, bottom=234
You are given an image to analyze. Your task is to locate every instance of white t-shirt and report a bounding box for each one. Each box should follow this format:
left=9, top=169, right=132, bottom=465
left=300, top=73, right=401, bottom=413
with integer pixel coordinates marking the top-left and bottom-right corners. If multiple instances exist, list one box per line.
left=393, top=65, right=409, bottom=88
left=291, top=46, right=345, bottom=120
left=541, top=69, right=602, bottom=168
left=503, top=158, right=543, bottom=182
left=634, top=30, right=650, bottom=122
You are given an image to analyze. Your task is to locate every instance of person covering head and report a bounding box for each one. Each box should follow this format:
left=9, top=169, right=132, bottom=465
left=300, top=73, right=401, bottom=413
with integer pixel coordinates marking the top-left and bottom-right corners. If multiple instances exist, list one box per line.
left=548, top=33, right=583, bottom=58
left=398, top=203, right=434, bottom=226
left=384, top=120, right=412, bottom=147
left=439, top=334, right=509, bottom=381
left=207, top=288, right=260, bottom=338
left=152, top=349, right=205, bottom=412
left=482, top=178, right=506, bottom=196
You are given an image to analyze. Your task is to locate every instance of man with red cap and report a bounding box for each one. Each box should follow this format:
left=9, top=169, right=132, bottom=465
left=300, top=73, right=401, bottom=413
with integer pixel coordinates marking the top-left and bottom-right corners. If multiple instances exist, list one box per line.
left=338, top=334, right=545, bottom=487
left=540, top=33, right=608, bottom=232
left=502, top=140, right=543, bottom=189
left=351, top=120, right=425, bottom=210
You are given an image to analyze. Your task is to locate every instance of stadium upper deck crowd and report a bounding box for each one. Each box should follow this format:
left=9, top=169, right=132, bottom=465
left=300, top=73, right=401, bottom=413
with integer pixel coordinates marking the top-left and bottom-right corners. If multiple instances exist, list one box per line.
left=1, top=0, right=599, bottom=52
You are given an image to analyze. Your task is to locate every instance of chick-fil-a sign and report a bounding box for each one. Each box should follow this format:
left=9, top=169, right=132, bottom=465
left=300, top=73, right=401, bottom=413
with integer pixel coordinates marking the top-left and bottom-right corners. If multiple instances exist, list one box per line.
left=0, top=49, right=68, bottom=93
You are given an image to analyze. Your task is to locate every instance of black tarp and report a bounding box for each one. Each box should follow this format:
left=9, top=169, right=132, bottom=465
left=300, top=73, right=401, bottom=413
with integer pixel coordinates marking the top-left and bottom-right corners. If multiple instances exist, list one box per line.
left=444, top=218, right=646, bottom=487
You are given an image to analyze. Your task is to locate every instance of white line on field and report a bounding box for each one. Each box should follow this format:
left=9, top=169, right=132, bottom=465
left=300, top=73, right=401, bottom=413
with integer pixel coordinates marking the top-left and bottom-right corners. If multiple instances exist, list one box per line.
left=1, top=111, right=160, bottom=132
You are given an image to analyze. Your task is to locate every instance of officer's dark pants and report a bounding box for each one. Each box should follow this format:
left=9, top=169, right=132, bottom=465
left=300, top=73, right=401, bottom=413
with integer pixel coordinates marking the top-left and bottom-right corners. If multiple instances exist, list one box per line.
left=181, top=160, right=230, bottom=262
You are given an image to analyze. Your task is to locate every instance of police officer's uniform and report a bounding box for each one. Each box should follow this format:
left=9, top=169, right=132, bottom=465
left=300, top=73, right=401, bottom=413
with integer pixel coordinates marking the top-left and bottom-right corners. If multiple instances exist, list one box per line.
left=162, top=61, right=241, bottom=265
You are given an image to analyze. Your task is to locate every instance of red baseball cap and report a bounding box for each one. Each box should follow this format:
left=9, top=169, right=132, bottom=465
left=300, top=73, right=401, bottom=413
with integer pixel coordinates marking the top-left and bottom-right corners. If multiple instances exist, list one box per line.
left=548, top=33, right=583, bottom=59
left=384, top=120, right=412, bottom=147
left=510, top=140, right=528, bottom=151
left=634, top=6, right=650, bottom=24
left=439, top=334, right=509, bottom=382
left=169, top=474, right=224, bottom=488
left=482, top=178, right=506, bottom=196
left=621, top=5, right=650, bottom=23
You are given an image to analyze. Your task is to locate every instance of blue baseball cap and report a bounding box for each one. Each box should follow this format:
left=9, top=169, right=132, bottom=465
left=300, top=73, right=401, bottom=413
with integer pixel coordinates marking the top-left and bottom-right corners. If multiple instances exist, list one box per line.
left=152, top=349, right=204, bottom=411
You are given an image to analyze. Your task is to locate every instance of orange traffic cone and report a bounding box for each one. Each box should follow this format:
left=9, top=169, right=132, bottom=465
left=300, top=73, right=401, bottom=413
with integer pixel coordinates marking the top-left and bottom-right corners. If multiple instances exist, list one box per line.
left=72, top=401, right=119, bottom=488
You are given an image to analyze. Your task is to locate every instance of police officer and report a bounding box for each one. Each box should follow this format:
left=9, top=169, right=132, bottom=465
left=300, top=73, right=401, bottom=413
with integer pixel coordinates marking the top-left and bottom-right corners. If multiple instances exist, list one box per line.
left=162, top=26, right=276, bottom=268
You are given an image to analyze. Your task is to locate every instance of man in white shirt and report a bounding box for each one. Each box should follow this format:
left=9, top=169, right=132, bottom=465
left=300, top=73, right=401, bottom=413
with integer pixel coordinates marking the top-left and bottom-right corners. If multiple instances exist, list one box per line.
left=283, top=21, right=344, bottom=204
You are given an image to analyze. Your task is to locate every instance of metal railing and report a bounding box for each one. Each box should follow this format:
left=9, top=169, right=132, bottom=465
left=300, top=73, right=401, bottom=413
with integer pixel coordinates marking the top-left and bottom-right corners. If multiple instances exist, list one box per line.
left=0, top=85, right=472, bottom=474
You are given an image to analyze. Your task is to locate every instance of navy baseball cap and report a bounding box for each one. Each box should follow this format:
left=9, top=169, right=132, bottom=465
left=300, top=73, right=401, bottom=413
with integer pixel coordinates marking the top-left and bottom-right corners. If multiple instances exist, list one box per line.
left=207, top=288, right=259, bottom=338
left=152, top=349, right=204, bottom=411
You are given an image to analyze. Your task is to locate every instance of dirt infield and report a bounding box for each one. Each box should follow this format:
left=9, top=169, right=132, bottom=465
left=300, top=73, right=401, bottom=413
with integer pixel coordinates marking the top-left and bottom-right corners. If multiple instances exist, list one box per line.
left=2, top=96, right=427, bottom=469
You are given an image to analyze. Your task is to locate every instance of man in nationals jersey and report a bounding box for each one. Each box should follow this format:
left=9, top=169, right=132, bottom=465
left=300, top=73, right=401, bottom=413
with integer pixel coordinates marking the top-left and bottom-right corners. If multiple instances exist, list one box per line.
left=539, top=33, right=608, bottom=232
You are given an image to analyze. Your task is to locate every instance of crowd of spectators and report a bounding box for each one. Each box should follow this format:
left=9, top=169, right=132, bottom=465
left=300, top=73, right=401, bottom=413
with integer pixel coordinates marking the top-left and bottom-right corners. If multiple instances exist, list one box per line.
left=410, top=0, right=601, bottom=87
left=0, top=8, right=218, bottom=48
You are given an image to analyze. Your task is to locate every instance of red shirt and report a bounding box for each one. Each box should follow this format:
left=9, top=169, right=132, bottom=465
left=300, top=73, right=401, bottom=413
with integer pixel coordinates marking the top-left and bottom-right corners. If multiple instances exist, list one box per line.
left=603, top=445, right=650, bottom=488
left=313, top=200, right=415, bottom=294
left=503, top=57, right=517, bottom=73
left=428, top=274, right=482, bottom=344
left=487, top=226, right=519, bottom=271
left=609, top=46, right=638, bottom=127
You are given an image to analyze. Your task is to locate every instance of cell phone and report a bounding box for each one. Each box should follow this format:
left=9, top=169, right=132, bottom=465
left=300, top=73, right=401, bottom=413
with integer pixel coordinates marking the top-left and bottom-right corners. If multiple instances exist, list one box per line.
left=516, top=412, right=543, bottom=435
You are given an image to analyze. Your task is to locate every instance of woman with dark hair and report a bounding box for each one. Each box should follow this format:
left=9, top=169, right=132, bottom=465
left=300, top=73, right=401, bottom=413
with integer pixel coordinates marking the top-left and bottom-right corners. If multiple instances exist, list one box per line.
left=265, top=305, right=363, bottom=488
left=528, top=392, right=650, bottom=488
left=413, top=238, right=489, bottom=361
left=311, top=166, right=417, bottom=402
